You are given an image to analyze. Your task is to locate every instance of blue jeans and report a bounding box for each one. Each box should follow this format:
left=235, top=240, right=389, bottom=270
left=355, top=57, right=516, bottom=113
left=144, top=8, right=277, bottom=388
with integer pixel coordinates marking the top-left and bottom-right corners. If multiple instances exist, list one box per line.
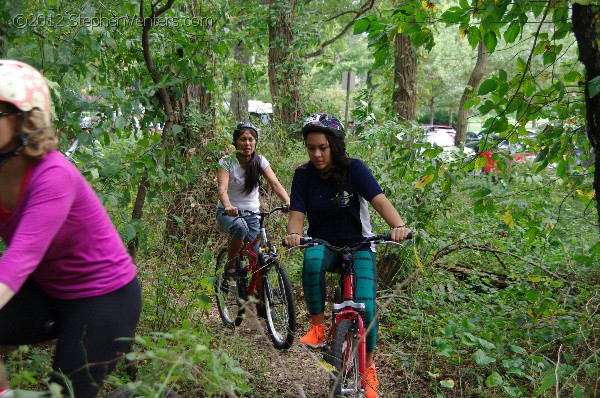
left=215, top=207, right=260, bottom=242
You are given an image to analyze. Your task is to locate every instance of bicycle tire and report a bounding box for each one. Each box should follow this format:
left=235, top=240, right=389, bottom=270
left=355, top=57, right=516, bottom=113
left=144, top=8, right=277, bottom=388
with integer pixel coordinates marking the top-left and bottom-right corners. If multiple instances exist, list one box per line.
left=328, top=319, right=361, bottom=397
left=262, top=259, right=297, bottom=349
left=214, top=248, right=245, bottom=327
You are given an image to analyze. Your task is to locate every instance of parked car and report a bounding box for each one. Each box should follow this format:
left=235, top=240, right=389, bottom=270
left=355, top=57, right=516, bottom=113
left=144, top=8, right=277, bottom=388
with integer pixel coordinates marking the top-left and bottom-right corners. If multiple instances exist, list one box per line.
left=479, top=140, right=537, bottom=174
left=423, top=131, right=474, bottom=161
left=423, top=124, right=457, bottom=139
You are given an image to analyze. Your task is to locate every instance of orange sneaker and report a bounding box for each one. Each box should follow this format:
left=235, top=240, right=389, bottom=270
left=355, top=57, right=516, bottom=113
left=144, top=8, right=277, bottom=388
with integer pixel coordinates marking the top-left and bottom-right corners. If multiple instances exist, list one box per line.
left=363, top=362, right=380, bottom=398
left=298, top=323, right=327, bottom=348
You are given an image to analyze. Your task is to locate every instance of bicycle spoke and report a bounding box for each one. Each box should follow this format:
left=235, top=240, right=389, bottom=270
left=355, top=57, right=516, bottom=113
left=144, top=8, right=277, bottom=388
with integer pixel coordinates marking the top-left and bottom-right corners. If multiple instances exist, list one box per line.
left=328, top=319, right=361, bottom=397
left=263, top=258, right=297, bottom=349
left=214, top=248, right=245, bottom=327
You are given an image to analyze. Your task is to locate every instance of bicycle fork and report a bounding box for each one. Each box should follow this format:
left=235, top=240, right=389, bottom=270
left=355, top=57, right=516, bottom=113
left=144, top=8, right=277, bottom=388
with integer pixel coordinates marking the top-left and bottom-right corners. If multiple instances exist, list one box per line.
left=332, top=270, right=369, bottom=388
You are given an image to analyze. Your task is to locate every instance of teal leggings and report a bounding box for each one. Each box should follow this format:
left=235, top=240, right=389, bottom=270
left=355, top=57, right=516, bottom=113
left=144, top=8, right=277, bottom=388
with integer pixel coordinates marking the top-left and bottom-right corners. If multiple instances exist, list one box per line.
left=303, top=245, right=378, bottom=352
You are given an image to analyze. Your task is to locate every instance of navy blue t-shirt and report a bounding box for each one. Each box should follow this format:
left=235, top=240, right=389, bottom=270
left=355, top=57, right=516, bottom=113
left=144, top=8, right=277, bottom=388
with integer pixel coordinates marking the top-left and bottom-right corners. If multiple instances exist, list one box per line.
left=289, top=159, right=383, bottom=245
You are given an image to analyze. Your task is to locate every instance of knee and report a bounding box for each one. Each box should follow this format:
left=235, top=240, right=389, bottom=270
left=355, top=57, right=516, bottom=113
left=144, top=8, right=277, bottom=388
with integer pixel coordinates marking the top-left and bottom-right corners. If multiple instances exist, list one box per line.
left=228, top=223, right=247, bottom=240
left=303, top=258, right=324, bottom=274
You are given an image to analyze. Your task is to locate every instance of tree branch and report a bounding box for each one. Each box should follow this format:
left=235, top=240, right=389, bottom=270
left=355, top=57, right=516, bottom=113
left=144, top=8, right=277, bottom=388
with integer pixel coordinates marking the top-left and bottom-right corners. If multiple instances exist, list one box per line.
left=304, top=0, right=375, bottom=59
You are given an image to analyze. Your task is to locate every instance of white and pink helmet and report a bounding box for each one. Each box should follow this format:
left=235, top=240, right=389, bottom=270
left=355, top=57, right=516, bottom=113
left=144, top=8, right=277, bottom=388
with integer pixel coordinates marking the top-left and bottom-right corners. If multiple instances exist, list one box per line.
left=0, top=60, right=51, bottom=120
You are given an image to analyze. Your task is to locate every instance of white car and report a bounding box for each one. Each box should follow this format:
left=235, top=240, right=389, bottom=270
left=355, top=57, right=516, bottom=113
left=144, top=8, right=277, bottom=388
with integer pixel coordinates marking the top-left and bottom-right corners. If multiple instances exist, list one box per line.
left=423, top=131, right=474, bottom=160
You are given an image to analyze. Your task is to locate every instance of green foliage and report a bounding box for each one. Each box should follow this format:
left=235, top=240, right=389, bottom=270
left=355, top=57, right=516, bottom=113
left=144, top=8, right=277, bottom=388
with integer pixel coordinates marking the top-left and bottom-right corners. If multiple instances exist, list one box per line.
left=106, top=322, right=251, bottom=397
left=353, top=120, right=598, bottom=397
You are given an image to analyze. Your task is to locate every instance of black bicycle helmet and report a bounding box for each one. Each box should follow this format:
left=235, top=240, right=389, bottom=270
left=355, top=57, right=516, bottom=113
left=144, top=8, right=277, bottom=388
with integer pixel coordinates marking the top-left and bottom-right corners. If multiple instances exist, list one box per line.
left=301, top=113, right=345, bottom=140
left=233, top=121, right=260, bottom=142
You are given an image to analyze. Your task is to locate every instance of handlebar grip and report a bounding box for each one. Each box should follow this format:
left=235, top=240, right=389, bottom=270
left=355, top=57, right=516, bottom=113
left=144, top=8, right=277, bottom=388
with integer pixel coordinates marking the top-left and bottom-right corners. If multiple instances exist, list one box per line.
left=379, top=232, right=413, bottom=240
left=281, top=236, right=313, bottom=248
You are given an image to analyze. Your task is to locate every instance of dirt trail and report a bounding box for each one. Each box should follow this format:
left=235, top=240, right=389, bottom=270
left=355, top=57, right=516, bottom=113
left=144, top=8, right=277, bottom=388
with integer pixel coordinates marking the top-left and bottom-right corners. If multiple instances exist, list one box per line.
left=206, top=302, right=403, bottom=398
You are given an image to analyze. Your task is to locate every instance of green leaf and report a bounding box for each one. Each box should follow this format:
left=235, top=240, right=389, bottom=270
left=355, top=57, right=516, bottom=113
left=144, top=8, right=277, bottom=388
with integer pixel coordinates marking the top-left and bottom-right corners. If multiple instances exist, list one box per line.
left=563, top=70, right=581, bottom=82
left=115, top=115, right=127, bottom=130
left=172, top=124, right=183, bottom=134
left=78, top=132, right=92, bottom=145
left=467, top=26, right=480, bottom=48
left=486, top=372, right=503, bottom=387
left=124, top=223, right=136, bottom=241
left=441, top=7, right=466, bottom=24
left=478, top=79, right=498, bottom=95
left=534, top=369, right=556, bottom=395
left=589, top=76, right=600, bottom=98
left=435, top=342, right=453, bottom=357
left=443, top=322, right=458, bottom=338
left=503, top=22, right=521, bottom=43
left=483, top=31, right=498, bottom=52
left=473, top=349, right=496, bottom=366
left=353, top=18, right=370, bottom=34
left=509, top=345, right=527, bottom=355
left=475, top=155, right=489, bottom=171
left=440, top=379, right=455, bottom=388
left=543, top=48, right=557, bottom=65
left=498, top=69, right=508, bottom=81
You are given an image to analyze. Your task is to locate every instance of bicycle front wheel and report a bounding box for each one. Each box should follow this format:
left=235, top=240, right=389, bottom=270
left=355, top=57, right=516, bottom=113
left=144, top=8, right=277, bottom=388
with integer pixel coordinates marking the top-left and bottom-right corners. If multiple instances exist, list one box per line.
left=262, top=258, right=297, bottom=349
left=214, top=248, right=245, bottom=327
left=328, top=319, right=361, bottom=397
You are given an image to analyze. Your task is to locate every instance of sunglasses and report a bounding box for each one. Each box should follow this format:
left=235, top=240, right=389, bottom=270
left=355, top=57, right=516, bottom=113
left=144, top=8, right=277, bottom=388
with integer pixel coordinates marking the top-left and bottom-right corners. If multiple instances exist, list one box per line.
left=0, top=111, right=17, bottom=117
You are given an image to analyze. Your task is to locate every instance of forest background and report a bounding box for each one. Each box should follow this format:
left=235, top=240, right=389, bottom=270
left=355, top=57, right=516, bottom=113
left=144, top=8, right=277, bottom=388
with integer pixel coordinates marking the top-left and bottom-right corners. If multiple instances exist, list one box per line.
left=0, top=0, right=599, bottom=397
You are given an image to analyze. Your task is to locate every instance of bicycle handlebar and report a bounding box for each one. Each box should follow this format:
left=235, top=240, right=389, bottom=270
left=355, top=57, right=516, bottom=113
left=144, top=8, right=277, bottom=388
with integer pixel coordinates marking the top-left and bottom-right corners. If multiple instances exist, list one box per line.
left=236, top=205, right=289, bottom=218
left=283, top=232, right=413, bottom=250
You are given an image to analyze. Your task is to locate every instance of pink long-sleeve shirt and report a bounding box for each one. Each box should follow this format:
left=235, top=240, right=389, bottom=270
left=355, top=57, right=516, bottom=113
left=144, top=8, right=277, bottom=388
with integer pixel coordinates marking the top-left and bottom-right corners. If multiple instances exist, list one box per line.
left=0, top=151, right=136, bottom=299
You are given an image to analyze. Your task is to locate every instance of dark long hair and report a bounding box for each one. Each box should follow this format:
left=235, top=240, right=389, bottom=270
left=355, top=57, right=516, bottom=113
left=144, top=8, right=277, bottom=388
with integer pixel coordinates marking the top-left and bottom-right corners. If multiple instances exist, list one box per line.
left=233, top=127, right=262, bottom=195
left=303, top=132, right=352, bottom=209
left=242, top=153, right=262, bottom=195
left=329, top=134, right=352, bottom=206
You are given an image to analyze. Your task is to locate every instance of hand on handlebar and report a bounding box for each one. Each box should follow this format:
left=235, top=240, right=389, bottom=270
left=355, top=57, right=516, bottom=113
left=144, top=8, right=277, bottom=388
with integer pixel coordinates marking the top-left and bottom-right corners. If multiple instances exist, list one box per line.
left=224, top=205, right=239, bottom=217
left=283, top=233, right=302, bottom=248
left=390, top=226, right=411, bottom=242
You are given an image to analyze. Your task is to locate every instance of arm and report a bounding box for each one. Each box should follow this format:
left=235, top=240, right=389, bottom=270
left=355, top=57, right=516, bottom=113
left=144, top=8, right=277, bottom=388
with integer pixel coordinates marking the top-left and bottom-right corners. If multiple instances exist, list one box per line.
left=370, top=193, right=411, bottom=242
left=0, top=161, right=76, bottom=296
left=262, top=166, right=290, bottom=206
left=217, top=168, right=238, bottom=216
left=0, top=283, right=14, bottom=311
left=284, top=210, right=305, bottom=247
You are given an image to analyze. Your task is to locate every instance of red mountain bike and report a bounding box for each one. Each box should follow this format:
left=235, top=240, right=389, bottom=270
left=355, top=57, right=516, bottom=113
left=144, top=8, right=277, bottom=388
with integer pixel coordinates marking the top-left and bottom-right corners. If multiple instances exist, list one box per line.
left=289, top=233, right=412, bottom=396
left=214, top=205, right=297, bottom=349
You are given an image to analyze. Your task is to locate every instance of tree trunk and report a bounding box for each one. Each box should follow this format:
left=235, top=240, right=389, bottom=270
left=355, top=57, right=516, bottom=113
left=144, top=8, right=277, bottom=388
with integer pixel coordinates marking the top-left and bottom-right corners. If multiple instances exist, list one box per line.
left=268, top=0, right=302, bottom=133
left=134, top=0, right=217, bottom=253
left=429, top=97, right=435, bottom=124
left=456, top=38, right=488, bottom=147
left=392, top=32, right=417, bottom=121
left=231, top=21, right=250, bottom=121
left=571, top=3, right=600, bottom=229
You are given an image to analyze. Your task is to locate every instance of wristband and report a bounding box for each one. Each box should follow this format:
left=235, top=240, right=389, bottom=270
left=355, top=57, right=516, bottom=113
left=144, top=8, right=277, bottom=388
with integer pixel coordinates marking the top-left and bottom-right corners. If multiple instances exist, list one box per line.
left=289, top=232, right=300, bottom=236
left=395, top=225, right=406, bottom=229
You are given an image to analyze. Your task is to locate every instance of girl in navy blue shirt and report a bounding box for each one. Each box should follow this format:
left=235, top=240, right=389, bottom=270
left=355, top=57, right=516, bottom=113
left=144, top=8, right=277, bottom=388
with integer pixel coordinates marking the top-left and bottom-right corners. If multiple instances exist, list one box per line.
left=284, top=113, right=411, bottom=398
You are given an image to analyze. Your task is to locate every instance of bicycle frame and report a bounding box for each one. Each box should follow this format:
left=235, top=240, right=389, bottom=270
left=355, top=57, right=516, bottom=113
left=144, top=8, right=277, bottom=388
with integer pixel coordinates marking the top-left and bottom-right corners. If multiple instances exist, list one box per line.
left=290, top=233, right=412, bottom=395
left=233, top=207, right=285, bottom=296
left=331, top=251, right=369, bottom=387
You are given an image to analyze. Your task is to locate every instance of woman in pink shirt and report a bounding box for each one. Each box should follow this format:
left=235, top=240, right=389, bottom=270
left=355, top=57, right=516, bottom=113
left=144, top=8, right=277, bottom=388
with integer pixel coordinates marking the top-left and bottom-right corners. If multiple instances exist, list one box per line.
left=0, top=60, right=141, bottom=398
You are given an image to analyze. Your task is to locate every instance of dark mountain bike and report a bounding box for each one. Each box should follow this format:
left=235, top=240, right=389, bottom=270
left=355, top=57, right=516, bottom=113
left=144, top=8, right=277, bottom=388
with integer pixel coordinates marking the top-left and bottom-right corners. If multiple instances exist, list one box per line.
left=214, top=205, right=297, bottom=350
left=288, top=233, right=412, bottom=397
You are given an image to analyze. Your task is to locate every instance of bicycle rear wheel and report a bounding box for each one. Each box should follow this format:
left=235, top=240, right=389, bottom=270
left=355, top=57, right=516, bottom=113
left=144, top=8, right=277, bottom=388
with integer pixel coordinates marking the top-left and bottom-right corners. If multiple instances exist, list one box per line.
left=214, top=248, right=245, bottom=327
left=328, top=319, right=361, bottom=397
left=262, top=258, right=297, bottom=349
